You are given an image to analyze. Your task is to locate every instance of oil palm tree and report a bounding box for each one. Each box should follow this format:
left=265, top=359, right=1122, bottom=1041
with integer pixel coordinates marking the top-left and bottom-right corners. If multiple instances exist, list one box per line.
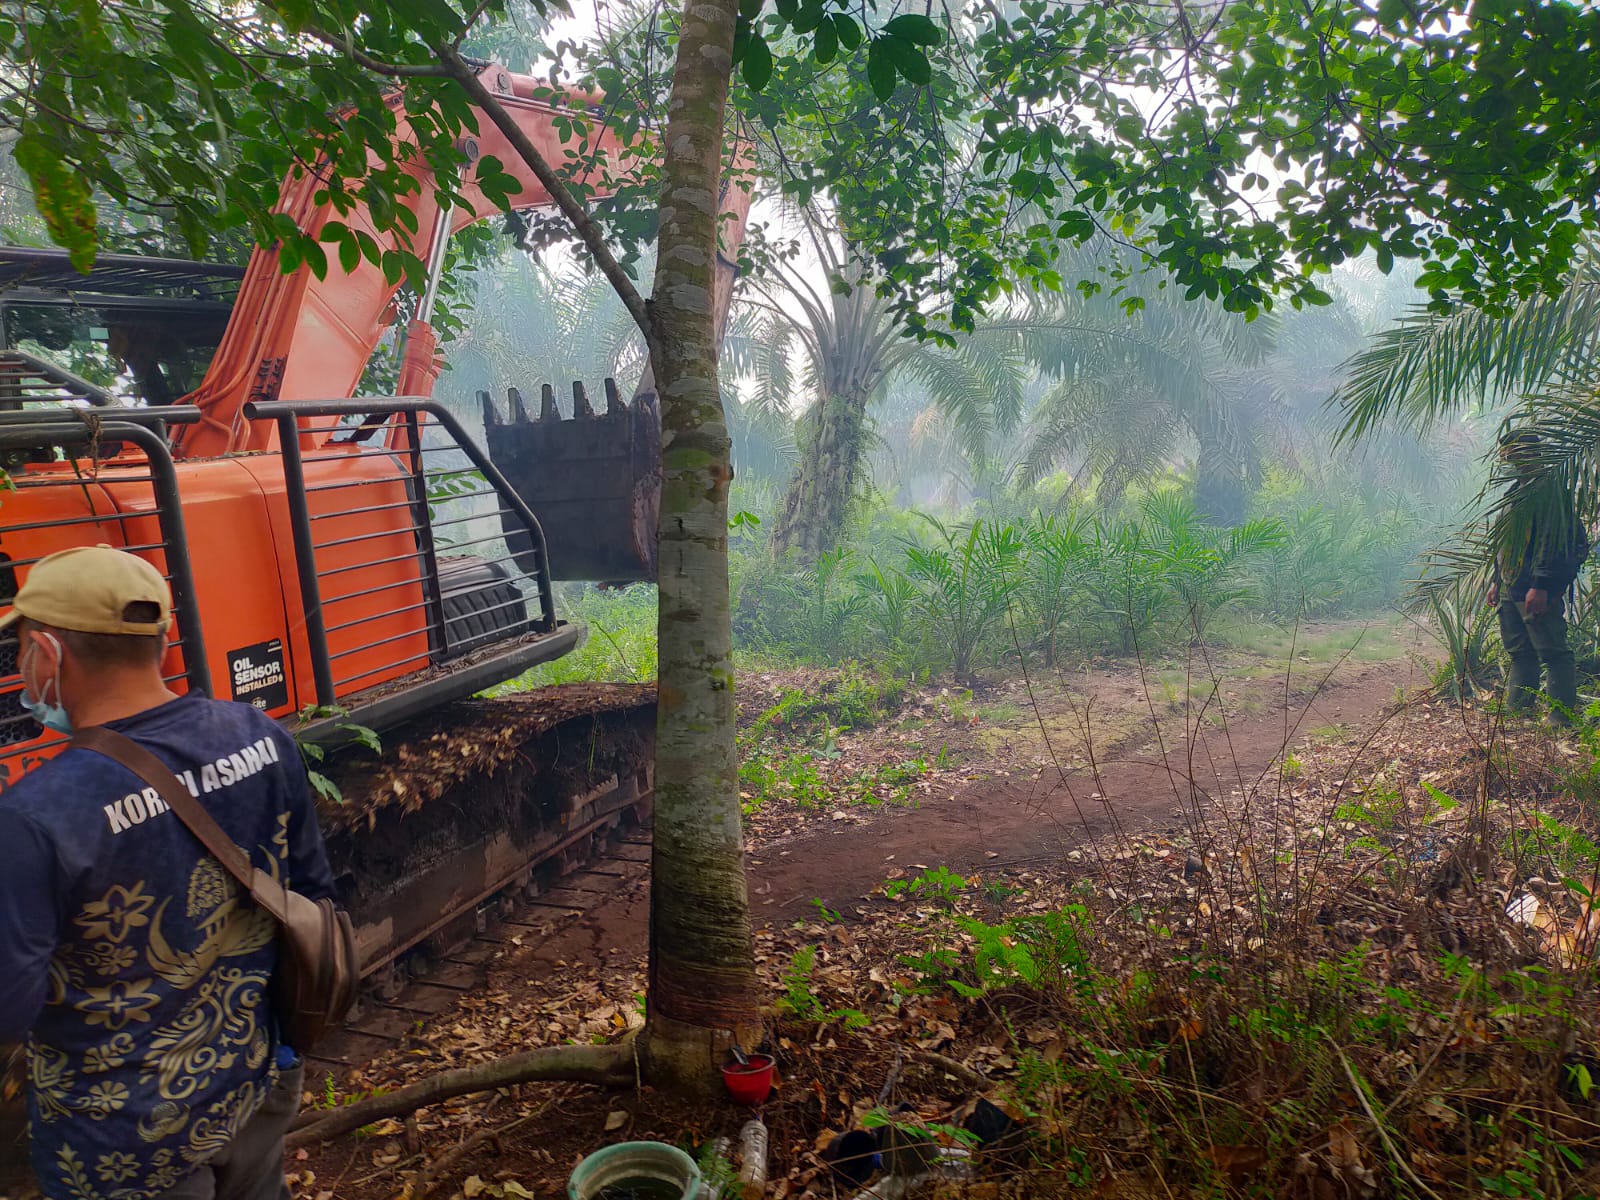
left=1238, top=278, right=1481, bottom=499
left=922, top=237, right=1283, bottom=524
left=719, top=307, right=799, bottom=489
left=1014, top=295, right=1271, bottom=522
left=870, top=370, right=1027, bottom=511
left=1005, top=244, right=1484, bottom=523
left=754, top=205, right=1028, bottom=560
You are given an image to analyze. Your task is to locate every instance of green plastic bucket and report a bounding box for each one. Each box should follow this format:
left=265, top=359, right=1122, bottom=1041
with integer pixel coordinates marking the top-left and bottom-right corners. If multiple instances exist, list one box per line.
left=567, top=1141, right=703, bottom=1200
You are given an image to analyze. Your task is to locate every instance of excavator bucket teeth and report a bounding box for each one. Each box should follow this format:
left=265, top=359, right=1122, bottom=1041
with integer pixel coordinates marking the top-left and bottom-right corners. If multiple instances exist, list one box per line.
left=481, top=378, right=660, bottom=584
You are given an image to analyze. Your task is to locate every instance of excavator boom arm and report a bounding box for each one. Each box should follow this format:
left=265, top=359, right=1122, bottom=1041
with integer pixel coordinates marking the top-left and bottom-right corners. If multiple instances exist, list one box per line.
left=176, top=64, right=751, bottom=460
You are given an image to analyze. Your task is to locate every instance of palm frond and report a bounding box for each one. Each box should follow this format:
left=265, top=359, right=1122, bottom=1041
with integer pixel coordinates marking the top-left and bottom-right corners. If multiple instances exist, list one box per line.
left=1020, top=373, right=1183, bottom=490
left=892, top=337, right=1027, bottom=464
left=1332, top=255, right=1600, bottom=442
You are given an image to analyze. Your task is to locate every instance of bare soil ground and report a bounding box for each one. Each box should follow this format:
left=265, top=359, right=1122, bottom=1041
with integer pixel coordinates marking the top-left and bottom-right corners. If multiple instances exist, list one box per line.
left=742, top=624, right=1428, bottom=915
left=285, top=619, right=1466, bottom=1199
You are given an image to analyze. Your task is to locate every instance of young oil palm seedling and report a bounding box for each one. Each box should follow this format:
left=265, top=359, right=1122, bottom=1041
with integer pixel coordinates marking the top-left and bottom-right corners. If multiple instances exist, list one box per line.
left=901, top=515, right=1025, bottom=678
left=1140, top=492, right=1287, bottom=641
left=1073, top=515, right=1175, bottom=657
left=851, top=557, right=919, bottom=666
left=1414, top=576, right=1501, bottom=701
left=1018, top=508, right=1096, bottom=666
left=1568, top=568, right=1600, bottom=677
left=799, top=545, right=866, bottom=658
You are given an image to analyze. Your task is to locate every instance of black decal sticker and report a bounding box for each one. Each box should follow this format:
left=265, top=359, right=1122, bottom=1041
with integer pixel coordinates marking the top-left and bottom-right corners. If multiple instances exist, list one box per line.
left=228, top=639, right=288, bottom=711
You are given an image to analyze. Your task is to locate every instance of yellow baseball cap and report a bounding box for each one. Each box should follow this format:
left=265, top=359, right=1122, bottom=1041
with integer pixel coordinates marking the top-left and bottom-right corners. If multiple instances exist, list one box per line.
left=0, top=544, right=172, bottom=636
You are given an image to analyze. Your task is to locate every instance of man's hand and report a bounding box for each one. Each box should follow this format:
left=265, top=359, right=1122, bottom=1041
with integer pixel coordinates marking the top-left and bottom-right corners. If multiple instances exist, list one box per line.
left=1488, top=582, right=1500, bottom=607
left=1524, top=587, right=1550, bottom=617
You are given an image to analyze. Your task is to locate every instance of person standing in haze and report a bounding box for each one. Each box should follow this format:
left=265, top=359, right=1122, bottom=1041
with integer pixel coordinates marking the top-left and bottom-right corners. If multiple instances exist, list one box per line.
left=0, top=545, right=335, bottom=1200
left=1488, top=432, right=1589, bottom=725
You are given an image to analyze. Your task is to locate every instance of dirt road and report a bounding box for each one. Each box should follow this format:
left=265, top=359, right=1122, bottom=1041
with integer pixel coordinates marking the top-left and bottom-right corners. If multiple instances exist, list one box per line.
left=492, top=641, right=1429, bottom=986
left=747, top=652, right=1426, bottom=914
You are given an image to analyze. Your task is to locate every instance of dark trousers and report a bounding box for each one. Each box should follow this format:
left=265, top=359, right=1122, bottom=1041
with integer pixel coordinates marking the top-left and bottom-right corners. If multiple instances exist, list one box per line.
left=1499, top=597, right=1578, bottom=721
left=161, top=1064, right=302, bottom=1200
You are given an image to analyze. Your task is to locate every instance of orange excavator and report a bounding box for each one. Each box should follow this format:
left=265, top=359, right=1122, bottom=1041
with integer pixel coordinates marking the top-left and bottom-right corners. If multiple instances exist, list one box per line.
left=0, top=60, right=752, bottom=981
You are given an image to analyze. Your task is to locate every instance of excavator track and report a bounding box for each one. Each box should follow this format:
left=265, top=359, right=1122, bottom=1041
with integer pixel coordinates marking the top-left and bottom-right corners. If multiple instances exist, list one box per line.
left=306, top=825, right=651, bottom=1071
left=318, top=681, right=656, bottom=984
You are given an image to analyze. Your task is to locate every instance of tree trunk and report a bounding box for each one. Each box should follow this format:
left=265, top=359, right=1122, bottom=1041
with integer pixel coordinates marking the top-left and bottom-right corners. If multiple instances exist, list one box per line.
left=642, top=0, right=761, bottom=1092
left=770, top=387, right=869, bottom=560
left=1194, top=433, right=1246, bottom=526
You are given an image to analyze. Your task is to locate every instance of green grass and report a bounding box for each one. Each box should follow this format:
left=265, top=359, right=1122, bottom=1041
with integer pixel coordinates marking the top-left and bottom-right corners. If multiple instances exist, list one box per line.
left=1209, top=611, right=1410, bottom=664
left=977, top=702, right=1025, bottom=724
left=490, top=584, right=658, bottom=692
left=737, top=748, right=931, bottom=814
left=1154, top=670, right=1192, bottom=707
left=1230, top=691, right=1269, bottom=716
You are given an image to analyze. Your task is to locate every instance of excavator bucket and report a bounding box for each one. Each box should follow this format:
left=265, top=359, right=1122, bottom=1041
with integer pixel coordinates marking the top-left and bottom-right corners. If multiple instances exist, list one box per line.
left=480, top=378, right=660, bottom=584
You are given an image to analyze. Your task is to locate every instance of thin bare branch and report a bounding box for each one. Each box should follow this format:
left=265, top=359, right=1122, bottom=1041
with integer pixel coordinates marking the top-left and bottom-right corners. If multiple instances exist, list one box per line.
left=436, top=45, right=655, bottom=349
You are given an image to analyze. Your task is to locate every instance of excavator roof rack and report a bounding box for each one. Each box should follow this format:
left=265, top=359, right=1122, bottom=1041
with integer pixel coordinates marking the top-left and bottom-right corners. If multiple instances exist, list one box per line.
left=0, top=245, right=245, bottom=302
left=0, top=347, right=118, bottom=407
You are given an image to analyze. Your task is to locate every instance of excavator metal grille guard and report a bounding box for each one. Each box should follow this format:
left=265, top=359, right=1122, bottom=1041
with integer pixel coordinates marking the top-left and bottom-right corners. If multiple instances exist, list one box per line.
left=0, top=411, right=211, bottom=776
left=244, top=397, right=578, bottom=744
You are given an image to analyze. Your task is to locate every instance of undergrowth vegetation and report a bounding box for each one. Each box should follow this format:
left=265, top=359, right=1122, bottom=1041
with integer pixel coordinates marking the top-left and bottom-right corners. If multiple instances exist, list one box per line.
left=497, top=584, right=658, bottom=690
left=763, top=699, right=1600, bottom=1197
left=736, top=492, right=1308, bottom=673
left=500, top=474, right=1449, bottom=693
left=734, top=665, right=936, bottom=815
left=764, top=474, right=1444, bottom=675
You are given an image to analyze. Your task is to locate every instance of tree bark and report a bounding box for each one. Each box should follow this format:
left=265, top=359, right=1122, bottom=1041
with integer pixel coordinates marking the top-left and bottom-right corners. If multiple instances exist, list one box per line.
left=642, top=0, right=762, bottom=1092
left=770, top=387, right=869, bottom=560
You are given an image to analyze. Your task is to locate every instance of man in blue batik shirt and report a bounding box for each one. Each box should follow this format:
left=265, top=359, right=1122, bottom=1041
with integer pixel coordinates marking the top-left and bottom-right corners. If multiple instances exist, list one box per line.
left=0, top=545, right=336, bottom=1200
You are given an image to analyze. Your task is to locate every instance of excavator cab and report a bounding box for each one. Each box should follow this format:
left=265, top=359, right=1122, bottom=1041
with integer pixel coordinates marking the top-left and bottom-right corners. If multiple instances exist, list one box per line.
left=0, top=246, right=632, bottom=757
left=0, top=246, right=241, bottom=408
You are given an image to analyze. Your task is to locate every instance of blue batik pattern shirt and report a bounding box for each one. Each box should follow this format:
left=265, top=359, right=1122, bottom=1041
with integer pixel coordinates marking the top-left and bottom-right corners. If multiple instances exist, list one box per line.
left=0, top=695, right=335, bottom=1200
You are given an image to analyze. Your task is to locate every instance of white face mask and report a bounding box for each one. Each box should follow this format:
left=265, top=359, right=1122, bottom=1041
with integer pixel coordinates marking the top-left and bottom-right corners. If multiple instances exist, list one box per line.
left=19, top=633, right=71, bottom=735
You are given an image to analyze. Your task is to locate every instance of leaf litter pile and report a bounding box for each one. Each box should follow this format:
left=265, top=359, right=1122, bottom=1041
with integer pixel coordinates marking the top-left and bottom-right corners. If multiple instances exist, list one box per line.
left=296, top=693, right=1600, bottom=1200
